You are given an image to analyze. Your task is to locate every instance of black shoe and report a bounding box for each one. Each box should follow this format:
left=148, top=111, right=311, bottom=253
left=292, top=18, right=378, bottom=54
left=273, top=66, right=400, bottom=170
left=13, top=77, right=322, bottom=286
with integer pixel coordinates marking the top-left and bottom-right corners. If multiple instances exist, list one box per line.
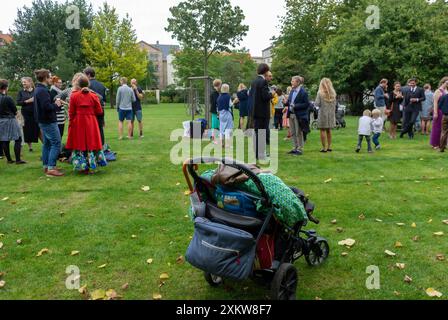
left=7, top=160, right=15, bottom=164
left=355, top=148, right=361, bottom=153
left=16, top=160, right=27, bottom=165
left=288, top=150, right=297, bottom=155
left=320, top=149, right=327, bottom=153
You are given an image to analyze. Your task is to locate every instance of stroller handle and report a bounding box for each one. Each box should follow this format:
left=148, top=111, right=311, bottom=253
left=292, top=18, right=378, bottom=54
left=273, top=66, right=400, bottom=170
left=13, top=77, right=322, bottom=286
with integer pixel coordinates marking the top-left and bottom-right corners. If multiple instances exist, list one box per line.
left=183, top=157, right=271, bottom=206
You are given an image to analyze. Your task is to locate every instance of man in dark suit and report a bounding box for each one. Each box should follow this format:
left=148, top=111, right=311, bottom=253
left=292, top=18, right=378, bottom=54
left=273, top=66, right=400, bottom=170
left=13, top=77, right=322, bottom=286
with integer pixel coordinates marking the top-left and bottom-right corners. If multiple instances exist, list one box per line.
left=283, top=76, right=310, bottom=155
left=401, top=78, right=425, bottom=139
left=249, top=63, right=273, bottom=160
left=84, top=67, right=107, bottom=146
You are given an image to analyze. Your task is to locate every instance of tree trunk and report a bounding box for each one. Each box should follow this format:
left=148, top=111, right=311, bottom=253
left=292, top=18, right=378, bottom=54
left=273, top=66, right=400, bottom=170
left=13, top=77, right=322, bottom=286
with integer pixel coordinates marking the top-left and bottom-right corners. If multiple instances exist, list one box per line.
left=110, top=78, right=115, bottom=109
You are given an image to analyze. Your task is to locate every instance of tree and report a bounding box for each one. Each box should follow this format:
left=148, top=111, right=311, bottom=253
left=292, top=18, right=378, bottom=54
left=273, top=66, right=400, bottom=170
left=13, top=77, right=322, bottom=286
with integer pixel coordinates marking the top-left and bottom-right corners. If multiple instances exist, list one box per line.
left=272, top=0, right=340, bottom=84
left=81, top=3, right=147, bottom=107
left=313, top=0, right=448, bottom=113
left=173, top=49, right=256, bottom=91
left=165, top=0, right=249, bottom=77
left=51, top=40, right=77, bottom=81
left=142, top=59, right=159, bottom=90
left=2, top=0, right=93, bottom=79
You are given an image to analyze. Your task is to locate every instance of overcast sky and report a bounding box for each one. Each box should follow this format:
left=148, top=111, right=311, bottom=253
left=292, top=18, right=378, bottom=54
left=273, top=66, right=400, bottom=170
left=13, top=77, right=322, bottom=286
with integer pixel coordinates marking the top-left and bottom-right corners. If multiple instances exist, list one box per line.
left=0, top=0, right=286, bottom=56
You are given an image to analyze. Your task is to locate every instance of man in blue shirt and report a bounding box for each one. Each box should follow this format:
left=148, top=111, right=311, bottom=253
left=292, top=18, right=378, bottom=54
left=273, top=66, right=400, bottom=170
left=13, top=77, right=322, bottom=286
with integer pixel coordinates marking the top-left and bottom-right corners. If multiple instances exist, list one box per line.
left=374, top=79, right=389, bottom=124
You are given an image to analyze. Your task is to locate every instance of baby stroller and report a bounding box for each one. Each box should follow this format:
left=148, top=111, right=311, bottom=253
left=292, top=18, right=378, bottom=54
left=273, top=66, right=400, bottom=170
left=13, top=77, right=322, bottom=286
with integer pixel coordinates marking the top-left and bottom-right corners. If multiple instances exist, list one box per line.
left=335, top=104, right=347, bottom=129
left=183, top=157, right=330, bottom=300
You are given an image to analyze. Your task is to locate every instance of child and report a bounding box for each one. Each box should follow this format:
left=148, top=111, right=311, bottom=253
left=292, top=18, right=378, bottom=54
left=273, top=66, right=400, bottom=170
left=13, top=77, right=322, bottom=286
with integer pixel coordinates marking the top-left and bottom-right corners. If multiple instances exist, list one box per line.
left=274, top=88, right=285, bottom=130
left=371, top=109, right=384, bottom=150
left=356, top=110, right=373, bottom=153
left=217, top=84, right=234, bottom=149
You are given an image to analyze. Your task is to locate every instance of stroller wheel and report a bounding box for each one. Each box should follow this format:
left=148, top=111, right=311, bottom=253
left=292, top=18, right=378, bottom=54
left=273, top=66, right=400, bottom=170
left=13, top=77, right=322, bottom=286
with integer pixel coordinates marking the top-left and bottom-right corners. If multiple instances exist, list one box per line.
left=270, top=263, right=298, bottom=301
left=305, top=239, right=330, bottom=267
left=204, top=273, right=223, bottom=287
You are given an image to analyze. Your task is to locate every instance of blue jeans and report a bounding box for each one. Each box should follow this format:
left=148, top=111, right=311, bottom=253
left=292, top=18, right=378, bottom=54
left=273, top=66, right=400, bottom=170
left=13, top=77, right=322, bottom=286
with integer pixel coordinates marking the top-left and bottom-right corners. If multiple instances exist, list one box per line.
left=39, top=122, right=61, bottom=170
left=372, top=133, right=381, bottom=147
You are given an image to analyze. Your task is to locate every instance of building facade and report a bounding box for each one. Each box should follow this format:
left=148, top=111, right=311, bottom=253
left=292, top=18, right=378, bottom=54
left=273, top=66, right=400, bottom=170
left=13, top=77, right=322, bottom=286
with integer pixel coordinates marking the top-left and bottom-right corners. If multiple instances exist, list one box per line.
left=262, top=46, right=273, bottom=67
left=0, top=31, right=12, bottom=47
left=139, top=41, right=179, bottom=89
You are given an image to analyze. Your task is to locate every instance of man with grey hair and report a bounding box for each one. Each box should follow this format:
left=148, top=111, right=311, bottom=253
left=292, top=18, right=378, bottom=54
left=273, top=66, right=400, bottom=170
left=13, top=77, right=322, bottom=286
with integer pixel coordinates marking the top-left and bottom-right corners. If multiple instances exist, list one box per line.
left=283, top=76, right=310, bottom=156
left=130, top=78, right=144, bottom=139
left=116, top=77, right=136, bottom=140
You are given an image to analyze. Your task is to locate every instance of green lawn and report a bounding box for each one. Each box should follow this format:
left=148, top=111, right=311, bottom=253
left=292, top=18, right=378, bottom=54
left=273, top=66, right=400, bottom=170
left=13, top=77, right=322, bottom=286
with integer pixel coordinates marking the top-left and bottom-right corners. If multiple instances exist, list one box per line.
left=0, top=103, right=447, bottom=300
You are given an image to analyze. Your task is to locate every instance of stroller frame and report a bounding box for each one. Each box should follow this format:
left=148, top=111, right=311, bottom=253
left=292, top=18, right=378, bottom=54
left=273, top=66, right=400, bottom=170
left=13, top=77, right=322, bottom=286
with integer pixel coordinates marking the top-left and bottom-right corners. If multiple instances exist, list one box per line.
left=183, top=157, right=330, bottom=300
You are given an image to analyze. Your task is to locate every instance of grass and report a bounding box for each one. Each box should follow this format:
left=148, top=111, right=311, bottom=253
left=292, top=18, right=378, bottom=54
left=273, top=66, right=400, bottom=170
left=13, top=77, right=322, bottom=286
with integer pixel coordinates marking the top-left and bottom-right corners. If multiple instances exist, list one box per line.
left=0, top=103, right=447, bottom=300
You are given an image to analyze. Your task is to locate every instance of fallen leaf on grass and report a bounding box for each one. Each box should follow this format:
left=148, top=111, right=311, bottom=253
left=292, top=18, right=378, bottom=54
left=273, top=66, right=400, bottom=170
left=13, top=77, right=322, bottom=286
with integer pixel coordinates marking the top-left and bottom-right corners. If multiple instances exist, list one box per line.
left=436, top=254, right=445, bottom=262
left=395, top=242, right=404, bottom=248
left=411, top=223, right=417, bottom=228
left=97, top=264, right=107, bottom=269
left=338, top=239, right=356, bottom=248
left=433, top=232, right=444, bottom=237
left=176, top=255, right=185, bottom=264
left=131, top=235, right=137, bottom=239
left=336, top=227, right=344, bottom=233
left=394, top=291, right=401, bottom=296
left=385, top=250, right=396, bottom=257
left=0, top=217, right=4, bottom=222
left=159, top=273, right=170, bottom=280
left=0, top=243, right=3, bottom=250
left=442, top=220, right=448, bottom=225
left=412, top=236, right=420, bottom=242
left=375, top=219, right=383, bottom=223
left=141, top=186, right=150, bottom=192
left=428, top=219, right=433, bottom=224
left=16, top=239, right=22, bottom=245
left=426, top=288, right=443, bottom=298
left=78, top=285, right=88, bottom=295
left=176, top=182, right=181, bottom=186
left=106, top=289, right=121, bottom=300
left=91, top=289, right=106, bottom=300
left=395, top=263, right=406, bottom=270
left=358, top=214, right=366, bottom=220
left=184, top=190, right=191, bottom=196
left=36, top=248, right=49, bottom=257
left=146, top=259, right=153, bottom=265
left=1, top=197, right=9, bottom=201
left=153, top=293, right=162, bottom=300
left=404, top=275, right=413, bottom=283
left=0, top=280, right=5, bottom=288
left=341, top=252, right=349, bottom=257
left=70, top=251, right=80, bottom=256
left=121, top=283, right=129, bottom=290
left=331, top=219, right=337, bottom=225
left=324, top=178, right=332, bottom=184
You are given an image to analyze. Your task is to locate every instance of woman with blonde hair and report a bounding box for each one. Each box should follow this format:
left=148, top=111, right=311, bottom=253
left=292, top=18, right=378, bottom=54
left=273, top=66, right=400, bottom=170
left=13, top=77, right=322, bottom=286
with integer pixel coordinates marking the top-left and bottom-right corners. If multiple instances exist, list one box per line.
left=315, top=78, right=337, bottom=152
left=430, top=76, right=448, bottom=149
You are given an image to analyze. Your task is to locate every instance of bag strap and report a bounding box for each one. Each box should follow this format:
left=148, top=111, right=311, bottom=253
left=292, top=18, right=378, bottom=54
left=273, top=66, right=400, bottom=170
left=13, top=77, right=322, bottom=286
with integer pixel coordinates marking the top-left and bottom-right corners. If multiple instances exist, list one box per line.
left=256, top=207, right=275, bottom=244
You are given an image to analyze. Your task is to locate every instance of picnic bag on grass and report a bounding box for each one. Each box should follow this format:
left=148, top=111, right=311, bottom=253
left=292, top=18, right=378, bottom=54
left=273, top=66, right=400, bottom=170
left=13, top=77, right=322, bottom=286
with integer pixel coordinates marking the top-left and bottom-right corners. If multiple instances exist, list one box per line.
left=186, top=217, right=257, bottom=280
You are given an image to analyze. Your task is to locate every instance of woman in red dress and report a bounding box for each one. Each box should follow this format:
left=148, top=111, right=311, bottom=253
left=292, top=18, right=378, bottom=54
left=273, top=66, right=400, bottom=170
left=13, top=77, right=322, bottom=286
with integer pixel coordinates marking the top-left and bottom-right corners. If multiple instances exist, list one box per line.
left=66, top=73, right=107, bottom=173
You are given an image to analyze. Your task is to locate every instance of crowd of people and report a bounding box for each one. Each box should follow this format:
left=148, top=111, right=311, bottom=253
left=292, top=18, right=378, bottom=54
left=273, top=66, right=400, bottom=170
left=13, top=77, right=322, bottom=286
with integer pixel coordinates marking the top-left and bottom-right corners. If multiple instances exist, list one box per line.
left=0, top=67, right=145, bottom=177
left=373, top=77, right=448, bottom=152
left=2, top=62, right=448, bottom=175
left=207, top=63, right=448, bottom=158
left=208, top=63, right=339, bottom=159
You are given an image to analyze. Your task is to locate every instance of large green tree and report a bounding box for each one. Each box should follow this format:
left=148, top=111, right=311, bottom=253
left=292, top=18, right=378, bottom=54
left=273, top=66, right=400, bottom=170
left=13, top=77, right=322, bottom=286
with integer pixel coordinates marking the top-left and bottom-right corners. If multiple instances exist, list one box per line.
left=81, top=3, right=147, bottom=107
left=313, top=0, right=448, bottom=112
left=165, top=0, right=249, bottom=77
left=1, top=0, right=93, bottom=79
left=272, top=0, right=340, bottom=86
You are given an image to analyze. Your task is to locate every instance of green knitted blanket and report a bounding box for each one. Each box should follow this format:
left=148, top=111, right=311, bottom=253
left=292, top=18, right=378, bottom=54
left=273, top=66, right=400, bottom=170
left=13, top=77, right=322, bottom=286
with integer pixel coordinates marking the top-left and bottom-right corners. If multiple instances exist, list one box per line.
left=201, top=169, right=307, bottom=227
